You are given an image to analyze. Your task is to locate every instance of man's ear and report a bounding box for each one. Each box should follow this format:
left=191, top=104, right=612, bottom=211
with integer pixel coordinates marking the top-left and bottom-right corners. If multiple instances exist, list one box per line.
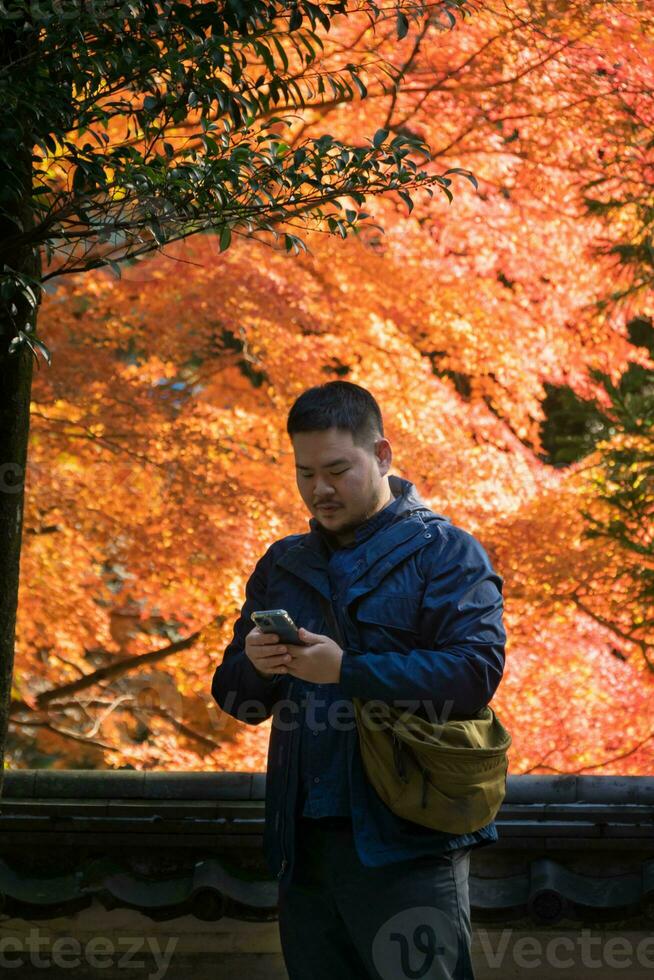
left=375, top=438, right=392, bottom=475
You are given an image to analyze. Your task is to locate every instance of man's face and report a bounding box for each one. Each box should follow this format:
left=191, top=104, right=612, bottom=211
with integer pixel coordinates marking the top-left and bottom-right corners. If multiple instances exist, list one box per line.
left=292, top=427, right=393, bottom=544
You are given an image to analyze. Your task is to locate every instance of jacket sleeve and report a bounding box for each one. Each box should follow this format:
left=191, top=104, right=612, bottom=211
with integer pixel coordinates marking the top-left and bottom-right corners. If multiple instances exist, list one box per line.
left=211, top=543, right=285, bottom=725
left=338, top=526, right=506, bottom=717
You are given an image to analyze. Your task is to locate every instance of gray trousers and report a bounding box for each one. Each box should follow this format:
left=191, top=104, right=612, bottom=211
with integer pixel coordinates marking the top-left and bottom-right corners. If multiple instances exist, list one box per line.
left=278, top=816, right=476, bottom=980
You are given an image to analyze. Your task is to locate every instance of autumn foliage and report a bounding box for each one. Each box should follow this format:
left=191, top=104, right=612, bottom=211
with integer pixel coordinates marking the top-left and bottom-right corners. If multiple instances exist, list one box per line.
left=10, top=0, right=654, bottom=775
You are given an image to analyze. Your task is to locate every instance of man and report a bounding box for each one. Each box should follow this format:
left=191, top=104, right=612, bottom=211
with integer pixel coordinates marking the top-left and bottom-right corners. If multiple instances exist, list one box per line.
left=211, top=381, right=506, bottom=980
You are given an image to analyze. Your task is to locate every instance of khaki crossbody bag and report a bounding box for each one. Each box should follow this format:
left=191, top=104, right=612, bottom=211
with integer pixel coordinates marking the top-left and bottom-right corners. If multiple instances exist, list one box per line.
left=319, top=593, right=512, bottom=835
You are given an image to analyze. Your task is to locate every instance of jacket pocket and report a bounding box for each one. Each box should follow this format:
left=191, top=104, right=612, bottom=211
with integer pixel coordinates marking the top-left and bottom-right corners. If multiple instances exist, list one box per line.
left=355, top=593, right=421, bottom=636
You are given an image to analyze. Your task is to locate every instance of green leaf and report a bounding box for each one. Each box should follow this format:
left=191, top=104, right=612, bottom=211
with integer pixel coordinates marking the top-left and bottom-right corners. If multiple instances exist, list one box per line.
left=258, top=41, right=275, bottom=74
left=443, top=168, right=479, bottom=189
left=398, top=190, right=413, bottom=213
left=352, top=75, right=367, bottom=99
left=72, top=166, right=86, bottom=194
left=289, top=7, right=302, bottom=30
left=373, top=128, right=388, bottom=149
left=272, top=36, right=289, bottom=73
left=396, top=11, right=409, bottom=39
left=20, top=281, right=40, bottom=309
left=150, top=218, right=164, bottom=244
left=30, top=336, right=52, bottom=368
left=285, top=233, right=304, bottom=254
left=220, top=225, right=232, bottom=251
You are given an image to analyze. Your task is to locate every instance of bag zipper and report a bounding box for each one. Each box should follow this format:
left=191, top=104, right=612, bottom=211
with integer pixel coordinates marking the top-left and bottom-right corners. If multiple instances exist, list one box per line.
left=392, top=731, right=409, bottom=784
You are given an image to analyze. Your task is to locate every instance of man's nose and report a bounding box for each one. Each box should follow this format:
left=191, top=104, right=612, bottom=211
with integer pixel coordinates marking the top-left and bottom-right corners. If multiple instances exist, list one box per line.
left=314, top=475, right=335, bottom=497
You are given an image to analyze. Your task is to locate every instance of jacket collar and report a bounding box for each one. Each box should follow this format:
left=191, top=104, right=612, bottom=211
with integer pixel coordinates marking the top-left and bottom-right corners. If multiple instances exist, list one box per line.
left=275, top=476, right=451, bottom=599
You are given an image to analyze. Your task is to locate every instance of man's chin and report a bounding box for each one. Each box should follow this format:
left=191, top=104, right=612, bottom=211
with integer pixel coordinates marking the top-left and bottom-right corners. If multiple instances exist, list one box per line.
left=314, top=508, right=346, bottom=528
left=316, top=513, right=361, bottom=544
left=316, top=512, right=344, bottom=528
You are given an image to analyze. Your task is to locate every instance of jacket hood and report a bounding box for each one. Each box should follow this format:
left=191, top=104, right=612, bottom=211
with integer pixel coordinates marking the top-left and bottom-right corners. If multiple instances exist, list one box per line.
left=387, top=474, right=451, bottom=524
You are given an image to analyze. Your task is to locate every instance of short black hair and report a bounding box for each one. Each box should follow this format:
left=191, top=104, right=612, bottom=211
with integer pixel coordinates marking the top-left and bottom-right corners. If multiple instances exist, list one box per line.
left=286, top=381, right=384, bottom=449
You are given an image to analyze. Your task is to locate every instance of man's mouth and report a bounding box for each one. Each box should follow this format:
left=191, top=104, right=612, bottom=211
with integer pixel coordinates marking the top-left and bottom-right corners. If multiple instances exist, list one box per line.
left=316, top=504, right=342, bottom=512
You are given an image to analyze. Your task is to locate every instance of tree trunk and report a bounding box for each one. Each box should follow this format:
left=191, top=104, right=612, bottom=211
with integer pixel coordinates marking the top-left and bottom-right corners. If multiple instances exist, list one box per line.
left=0, top=318, right=34, bottom=797
left=0, top=22, right=38, bottom=795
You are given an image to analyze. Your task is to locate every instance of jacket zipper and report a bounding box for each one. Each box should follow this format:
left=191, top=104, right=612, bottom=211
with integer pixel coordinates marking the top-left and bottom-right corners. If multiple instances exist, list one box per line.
left=276, top=678, right=294, bottom=881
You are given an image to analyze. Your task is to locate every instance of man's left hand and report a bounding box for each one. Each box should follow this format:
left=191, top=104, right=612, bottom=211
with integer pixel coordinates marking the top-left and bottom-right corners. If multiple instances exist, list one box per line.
left=284, top=628, right=343, bottom=684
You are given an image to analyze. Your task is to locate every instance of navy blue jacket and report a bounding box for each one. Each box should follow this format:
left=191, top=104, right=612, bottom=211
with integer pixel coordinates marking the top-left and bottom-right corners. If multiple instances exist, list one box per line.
left=211, top=475, right=507, bottom=892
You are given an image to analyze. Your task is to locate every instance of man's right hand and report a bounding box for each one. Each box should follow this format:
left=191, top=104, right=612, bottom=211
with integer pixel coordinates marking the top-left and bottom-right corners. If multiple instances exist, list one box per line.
left=246, top=626, right=292, bottom=678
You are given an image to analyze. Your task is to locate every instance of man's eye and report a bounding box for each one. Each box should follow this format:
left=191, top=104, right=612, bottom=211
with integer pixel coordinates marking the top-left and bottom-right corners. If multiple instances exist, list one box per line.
left=330, top=469, right=348, bottom=476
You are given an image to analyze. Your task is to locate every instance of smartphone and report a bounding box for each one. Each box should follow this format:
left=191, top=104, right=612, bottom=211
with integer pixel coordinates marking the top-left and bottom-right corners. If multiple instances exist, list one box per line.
left=251, top=609, right=302, bottom=645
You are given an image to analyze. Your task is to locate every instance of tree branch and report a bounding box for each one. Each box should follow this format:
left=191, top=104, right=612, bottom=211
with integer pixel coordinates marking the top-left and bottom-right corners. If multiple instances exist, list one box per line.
left=32, top=622, right=221, bottom=707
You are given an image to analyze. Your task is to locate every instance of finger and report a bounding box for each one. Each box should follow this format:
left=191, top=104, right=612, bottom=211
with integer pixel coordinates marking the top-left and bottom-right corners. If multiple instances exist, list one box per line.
left=254, top=653, right=292, bottom=670
left=256, top=644, right=289, bottom=659
left=286, top=641, right=312, bottom=654
left=298, top=628, right=320, bottom=642
left=257, top=644, right=287, bottom=658
left=249, top=631, right=280, bottom=646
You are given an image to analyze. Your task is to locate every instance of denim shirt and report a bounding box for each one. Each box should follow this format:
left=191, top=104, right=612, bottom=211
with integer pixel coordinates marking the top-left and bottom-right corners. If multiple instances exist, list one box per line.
left=297, top=492, right=405, bottom=818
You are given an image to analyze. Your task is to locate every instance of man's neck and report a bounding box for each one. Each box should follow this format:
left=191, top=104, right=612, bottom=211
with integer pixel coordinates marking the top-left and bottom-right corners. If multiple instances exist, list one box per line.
left=332, top=485, right=395, bottom=547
